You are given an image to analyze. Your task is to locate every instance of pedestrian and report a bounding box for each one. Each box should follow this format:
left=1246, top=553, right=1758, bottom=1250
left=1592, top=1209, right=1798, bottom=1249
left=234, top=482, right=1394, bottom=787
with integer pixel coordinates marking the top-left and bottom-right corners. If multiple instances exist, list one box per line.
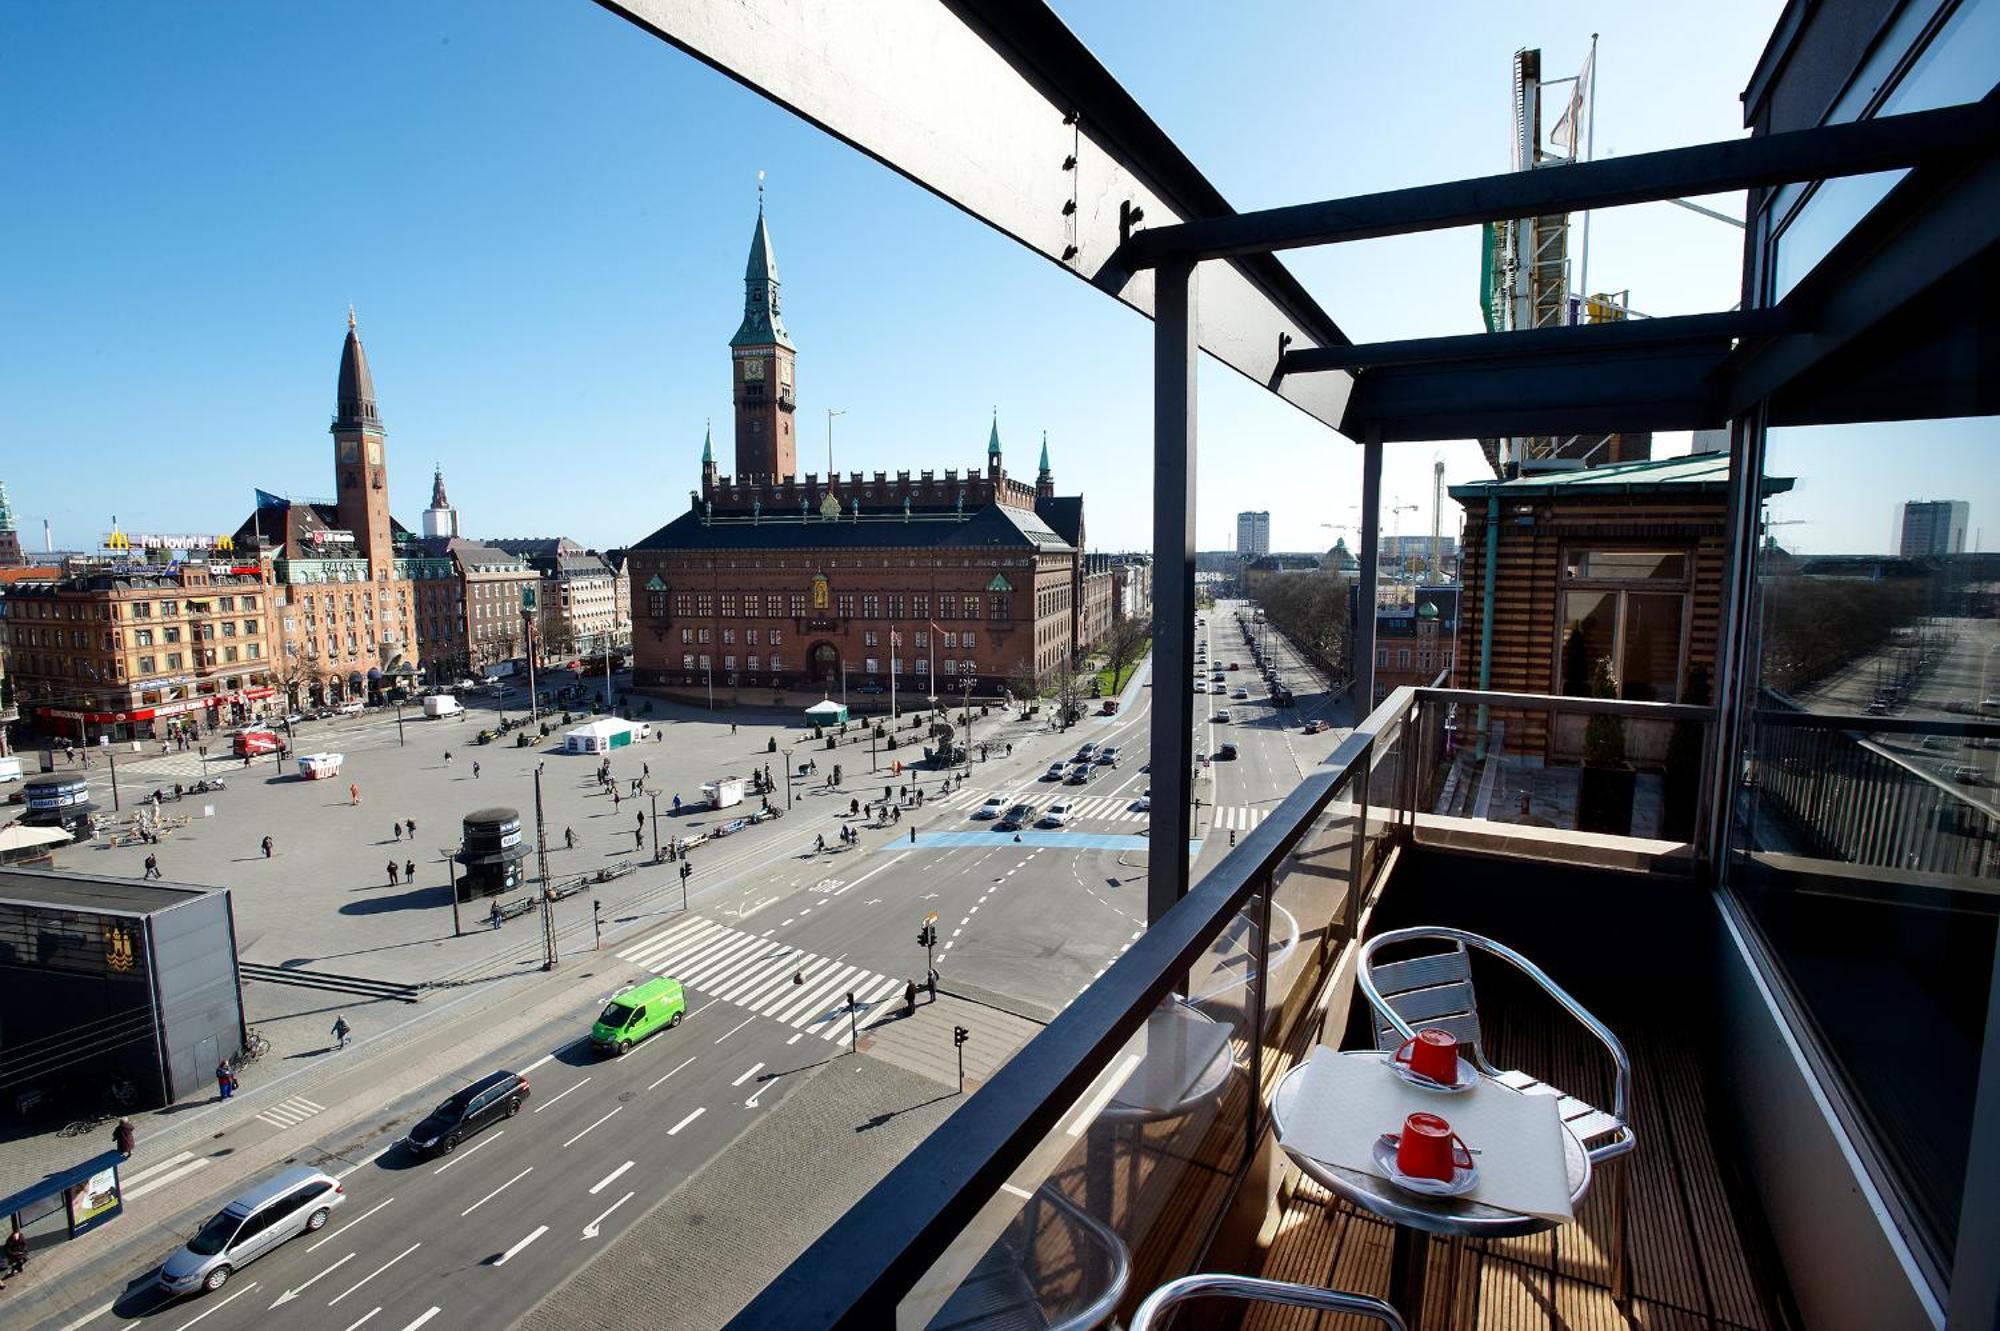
left=406, top=818, right=416, bottom=840
left=904, top=979, right=918, bottom=1015
left=142, top=853, right=161, bottom=880
left=216, top=1059, right=234, bottom=1099
left=332, top=1015, right=351, bottom=1049
left=349, top=781, right=360, bottom=806
left=909, top=825, right=916, bottom=844
left=489, top=900, right=503, bottom=930
left=731, top=722, right=737, bottom=735
left=5, top=1225, right=25, bottom=1278
left=927, top=970, right=938, bottom=1003
left=405, top=858, right=416, bottom=882
left=387, top=860, right=399, bottom=885
left=850, top=798, right=860, bottom=816
left=635, top=828, right=644, bottom=850
left=472, top=761, right=481, bottom=780
left=642, top=762, right=650, bottom=780
left=261, top=834, right=274, bottom=858
left=613, top=789, right=621, bottom=809
left=565, top=826, right=577, bottom=850
left=636, top=810, right=645, bottom=829
left=113, top=1117, right=136, bottom=1157
left=444, top=751, right=453, bottom=767
left=893, top=805, right=901, bottom=823
left=392, top=821, right=402, bottom=842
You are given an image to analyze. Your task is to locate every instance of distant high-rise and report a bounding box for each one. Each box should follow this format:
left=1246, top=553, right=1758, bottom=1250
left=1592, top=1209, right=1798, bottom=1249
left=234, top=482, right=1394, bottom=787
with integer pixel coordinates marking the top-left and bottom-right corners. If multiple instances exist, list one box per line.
left=1236, top=510, right=1271, bottom=558
left=1898, top=499, right=1969, bottom=557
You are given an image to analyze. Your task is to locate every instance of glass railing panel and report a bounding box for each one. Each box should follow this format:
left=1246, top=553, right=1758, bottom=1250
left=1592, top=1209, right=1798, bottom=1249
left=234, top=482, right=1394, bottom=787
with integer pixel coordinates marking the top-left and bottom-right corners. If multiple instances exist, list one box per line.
left=1267, top=769, right=1358, bottom=1012
left=892, top=882, right=1267, bottom=1330
left=1407, top=690, right=1710, bottom=854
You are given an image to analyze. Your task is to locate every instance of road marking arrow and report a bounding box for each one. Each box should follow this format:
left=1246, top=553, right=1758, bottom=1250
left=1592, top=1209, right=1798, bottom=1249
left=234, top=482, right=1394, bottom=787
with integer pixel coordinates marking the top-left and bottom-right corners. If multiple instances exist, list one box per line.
left=581, top=1190, right=633, bottom=1239
left=271, top=1251, right=354, bottom=1308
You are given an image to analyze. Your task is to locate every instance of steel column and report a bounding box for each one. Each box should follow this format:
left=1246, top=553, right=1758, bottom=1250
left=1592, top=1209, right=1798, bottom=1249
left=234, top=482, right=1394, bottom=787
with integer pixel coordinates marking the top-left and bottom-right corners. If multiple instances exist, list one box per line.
left=1354, top=425, right=1383, bottom=714
left=1150, top=259, right=1199, bottom=925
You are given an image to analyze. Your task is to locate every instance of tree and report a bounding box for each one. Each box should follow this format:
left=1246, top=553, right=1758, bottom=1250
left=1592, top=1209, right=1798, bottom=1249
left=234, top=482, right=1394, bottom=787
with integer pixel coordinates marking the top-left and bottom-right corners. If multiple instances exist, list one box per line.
left=1249, top=569, right=1352, bottom=684
left=271, top=648, right=316, bottom=711
left=1103, top=615, right=1152, bottom=694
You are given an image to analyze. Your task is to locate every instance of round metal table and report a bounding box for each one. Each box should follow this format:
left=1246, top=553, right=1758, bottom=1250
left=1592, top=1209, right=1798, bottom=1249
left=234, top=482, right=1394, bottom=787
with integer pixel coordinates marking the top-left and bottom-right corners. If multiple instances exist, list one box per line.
left=1271, top=1054, right=1592, bottom=1329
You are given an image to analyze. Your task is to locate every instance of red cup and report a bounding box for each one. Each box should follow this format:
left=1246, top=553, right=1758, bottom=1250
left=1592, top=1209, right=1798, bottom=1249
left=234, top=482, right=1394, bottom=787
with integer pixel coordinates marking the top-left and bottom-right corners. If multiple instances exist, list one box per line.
left=1393, top=1027, right=1460, bottom=1085
left=1395, top=1111, right=1473, bottom=1181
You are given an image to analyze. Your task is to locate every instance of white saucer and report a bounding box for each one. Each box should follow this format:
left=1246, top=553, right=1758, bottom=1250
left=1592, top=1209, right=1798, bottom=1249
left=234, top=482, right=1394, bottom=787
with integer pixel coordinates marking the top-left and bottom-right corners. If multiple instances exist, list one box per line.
left=1386, top=1052, right=1477, bottom=1094
left=1372, top=1134, right=1479, bottom=1197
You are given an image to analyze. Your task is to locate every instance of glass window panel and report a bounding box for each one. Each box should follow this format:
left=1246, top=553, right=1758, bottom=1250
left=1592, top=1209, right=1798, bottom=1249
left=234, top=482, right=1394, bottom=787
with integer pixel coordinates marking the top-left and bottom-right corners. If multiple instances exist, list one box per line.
left=1559, top=591, right=1615, bottom=696
left=1619, top=593, right=1683, bottom=702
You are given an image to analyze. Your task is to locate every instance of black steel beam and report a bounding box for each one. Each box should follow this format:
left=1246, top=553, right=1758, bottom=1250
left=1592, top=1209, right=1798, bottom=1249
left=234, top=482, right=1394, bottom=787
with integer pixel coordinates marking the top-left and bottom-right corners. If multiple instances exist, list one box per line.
left=1124, top=96, right=2000, bottom=266
left=1281, top=308, right=1791, bottom=376
left=1341, top=343, right=1733, bottom=442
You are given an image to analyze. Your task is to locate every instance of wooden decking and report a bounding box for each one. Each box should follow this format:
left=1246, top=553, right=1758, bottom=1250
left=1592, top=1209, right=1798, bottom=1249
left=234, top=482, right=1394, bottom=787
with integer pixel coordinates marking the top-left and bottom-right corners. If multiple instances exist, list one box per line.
left=1240, top=1004, right=1796, bottom=1331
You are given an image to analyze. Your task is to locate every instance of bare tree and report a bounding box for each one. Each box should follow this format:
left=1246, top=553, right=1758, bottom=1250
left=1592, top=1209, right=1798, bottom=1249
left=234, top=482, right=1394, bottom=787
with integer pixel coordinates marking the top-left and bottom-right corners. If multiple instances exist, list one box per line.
left=1102, top=614, right=1152, bottom=694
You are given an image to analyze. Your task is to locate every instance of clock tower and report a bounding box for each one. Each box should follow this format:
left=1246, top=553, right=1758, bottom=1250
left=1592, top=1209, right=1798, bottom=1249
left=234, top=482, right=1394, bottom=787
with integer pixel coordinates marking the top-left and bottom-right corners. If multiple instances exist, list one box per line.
left=730, top=202, right=797, bottom=481
left=331, top=309, right=394, bottom=571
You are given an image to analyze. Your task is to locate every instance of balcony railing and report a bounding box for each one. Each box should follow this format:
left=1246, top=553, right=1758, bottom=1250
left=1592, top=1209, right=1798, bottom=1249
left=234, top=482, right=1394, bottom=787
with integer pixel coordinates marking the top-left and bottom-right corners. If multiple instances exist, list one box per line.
left=726, top=684, right=1731, bottom=1328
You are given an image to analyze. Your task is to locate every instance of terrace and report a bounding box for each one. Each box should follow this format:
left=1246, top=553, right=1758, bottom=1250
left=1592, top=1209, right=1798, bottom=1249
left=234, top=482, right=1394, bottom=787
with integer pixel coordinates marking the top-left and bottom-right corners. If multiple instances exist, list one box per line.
left=585, top=1, right=2000, bottom=1327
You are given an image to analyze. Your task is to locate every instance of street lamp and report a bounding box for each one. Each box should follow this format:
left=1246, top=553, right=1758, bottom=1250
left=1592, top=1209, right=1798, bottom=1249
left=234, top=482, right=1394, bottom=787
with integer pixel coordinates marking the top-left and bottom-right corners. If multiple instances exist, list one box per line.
left=782, top=747, right=795, bottom=809
left=705, top=657, right=714, bottom=712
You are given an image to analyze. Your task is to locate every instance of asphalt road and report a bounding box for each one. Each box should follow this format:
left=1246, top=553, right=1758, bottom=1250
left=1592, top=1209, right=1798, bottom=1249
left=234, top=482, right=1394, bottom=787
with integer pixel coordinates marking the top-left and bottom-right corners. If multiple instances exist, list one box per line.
left=63, top=985, right=824, bottom=1331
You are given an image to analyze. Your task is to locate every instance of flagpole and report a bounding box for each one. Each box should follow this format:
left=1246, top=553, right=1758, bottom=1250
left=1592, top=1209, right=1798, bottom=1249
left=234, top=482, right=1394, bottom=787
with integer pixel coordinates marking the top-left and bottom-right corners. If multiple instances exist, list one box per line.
left=1577, top=32, right=1600, bottom=309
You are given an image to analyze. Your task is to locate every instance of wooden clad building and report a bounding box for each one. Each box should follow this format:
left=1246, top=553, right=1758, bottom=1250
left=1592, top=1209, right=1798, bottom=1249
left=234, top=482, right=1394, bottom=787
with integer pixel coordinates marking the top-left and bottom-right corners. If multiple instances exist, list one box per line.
left=1452, top=454, right=1792, bottom=758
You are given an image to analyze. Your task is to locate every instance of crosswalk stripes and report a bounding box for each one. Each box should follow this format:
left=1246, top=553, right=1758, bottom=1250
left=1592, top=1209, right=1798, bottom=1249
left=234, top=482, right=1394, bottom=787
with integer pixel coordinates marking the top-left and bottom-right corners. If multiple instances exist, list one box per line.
left=255, top=1095, right=325, bottom=1130
left=121, top=1150, right=214, bottom=1201
left=1211, top=806, right=1268, bottom=831
left=937, top=788, right=1150, bottom=824
left=616, top=918, right=903, bottom=1042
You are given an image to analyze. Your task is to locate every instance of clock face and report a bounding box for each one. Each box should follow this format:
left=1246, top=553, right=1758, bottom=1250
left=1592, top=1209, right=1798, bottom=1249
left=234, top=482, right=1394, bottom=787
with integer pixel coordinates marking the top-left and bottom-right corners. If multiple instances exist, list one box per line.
left=366, top=441, right=381, bottom=465
left=742, top=358, right=766, bottom=381
left=339, top=440, right=358, bottom=463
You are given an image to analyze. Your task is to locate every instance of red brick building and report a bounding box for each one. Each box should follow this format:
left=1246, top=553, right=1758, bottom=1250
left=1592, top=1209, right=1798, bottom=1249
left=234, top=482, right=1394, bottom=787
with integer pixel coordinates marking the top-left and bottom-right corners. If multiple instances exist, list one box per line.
left=628, top=206, right=1090, bottom=705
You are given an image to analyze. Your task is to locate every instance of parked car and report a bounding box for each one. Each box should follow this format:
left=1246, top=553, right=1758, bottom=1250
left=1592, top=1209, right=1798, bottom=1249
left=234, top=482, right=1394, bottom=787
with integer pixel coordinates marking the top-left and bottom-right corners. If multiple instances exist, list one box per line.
left=336, top=700, right=365, bottom=716
left=1951, top=765, right=1984, bottom=785
left=1217, top=742, right=1240, bottom=760
left=857, top=682, right=885, bottom=695
left=591, top=976, right=686, bottom=1054
left=1232, top=687, right=1250, bottom=700
left=1193, top=682, right=1206, bottom=694
left=1215, top=709, right=1233, bottom=723
left=404, top=1069, right=531, bottom=1157
left=1132, top=791, right=1151, bottom=812
left=997, top=803, right=1035, bottom=831
left=974, top=796, right=1008, bottom=819
left=1038, top=802, right=1072, bottom=828
left=1922, top=734, right=1958, bottom=751
left=1227, top=662, right=1240, bottom=671
left=156, top=1166, right=345, bottom=1296
left=1302, top=719, right=1328, bottom=735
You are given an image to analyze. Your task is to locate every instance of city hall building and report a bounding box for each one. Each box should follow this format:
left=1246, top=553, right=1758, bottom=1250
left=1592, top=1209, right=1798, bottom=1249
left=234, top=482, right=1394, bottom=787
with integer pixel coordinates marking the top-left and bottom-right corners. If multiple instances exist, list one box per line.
left=628, top=206, right=1097, bottom=704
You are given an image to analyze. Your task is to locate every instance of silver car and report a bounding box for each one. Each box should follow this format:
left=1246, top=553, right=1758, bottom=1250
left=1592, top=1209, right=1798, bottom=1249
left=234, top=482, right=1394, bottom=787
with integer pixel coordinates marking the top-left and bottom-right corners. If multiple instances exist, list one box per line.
left=157, top=1166, right=345, bottom=1296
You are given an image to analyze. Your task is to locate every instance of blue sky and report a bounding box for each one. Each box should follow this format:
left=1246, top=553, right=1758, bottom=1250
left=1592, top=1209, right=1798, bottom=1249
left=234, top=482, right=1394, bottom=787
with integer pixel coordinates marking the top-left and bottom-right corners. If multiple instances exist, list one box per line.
left=4, top=1, right=1979, bottom=559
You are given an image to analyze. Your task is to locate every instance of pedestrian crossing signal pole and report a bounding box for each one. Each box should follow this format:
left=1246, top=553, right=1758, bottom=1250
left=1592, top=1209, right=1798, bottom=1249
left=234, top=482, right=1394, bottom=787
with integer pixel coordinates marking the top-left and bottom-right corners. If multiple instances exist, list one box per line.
left=679, top=858, right=692, bottom=912
left=534, top=762, right=557, bottom=972
left=920, top=912, right=939, bottom=986
left=847, top=991, right=860, bottom=1052
left=953, top=1025, right=969, bottom=1094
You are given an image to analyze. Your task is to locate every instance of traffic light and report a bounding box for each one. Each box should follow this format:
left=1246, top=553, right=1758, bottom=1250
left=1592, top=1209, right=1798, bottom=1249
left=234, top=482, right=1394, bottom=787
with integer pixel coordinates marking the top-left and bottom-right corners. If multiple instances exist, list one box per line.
left=953, top=1025, right=969, bottom=1048
left=917, top=927, right=929, bottom=948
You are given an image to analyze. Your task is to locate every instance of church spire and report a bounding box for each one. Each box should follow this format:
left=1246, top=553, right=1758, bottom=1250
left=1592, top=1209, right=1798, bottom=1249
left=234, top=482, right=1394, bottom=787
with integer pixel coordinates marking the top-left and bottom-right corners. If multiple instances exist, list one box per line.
left=702, top=421, right=714, bottom=465
left=429, top=465, right=449, bottom=510
left=730, top=197, right=794, bottom=351
left=332, top=311, right=383, bottom=435
left=1038, top=431, right=1051, bottom=479
left=988, top=411, right=1002, bottom=458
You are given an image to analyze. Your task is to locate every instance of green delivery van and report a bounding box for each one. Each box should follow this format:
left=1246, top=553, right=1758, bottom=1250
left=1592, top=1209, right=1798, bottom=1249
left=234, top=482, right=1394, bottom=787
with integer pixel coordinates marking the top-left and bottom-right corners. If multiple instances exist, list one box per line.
left=591, top=976, right=686, bottom=1054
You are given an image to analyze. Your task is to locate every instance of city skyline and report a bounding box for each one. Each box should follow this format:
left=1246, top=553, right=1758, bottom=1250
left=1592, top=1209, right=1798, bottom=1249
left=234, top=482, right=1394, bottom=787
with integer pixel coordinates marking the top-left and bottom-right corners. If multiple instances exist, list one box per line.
left=8, top=2, right=1984, bottom=561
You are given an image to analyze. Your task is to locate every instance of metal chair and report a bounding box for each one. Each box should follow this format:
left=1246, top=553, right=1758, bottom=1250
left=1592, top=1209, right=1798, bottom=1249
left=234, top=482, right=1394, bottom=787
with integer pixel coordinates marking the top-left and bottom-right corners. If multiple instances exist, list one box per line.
left=1131, top=1275, right=1405, bottom=1330
left=1357, top=926, right=1638, bottom=1302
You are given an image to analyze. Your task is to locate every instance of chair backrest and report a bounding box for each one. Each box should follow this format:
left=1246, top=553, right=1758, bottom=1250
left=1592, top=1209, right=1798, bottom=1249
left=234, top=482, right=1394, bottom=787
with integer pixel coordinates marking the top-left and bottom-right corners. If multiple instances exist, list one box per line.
left=1360, top=934, right=1487, bottom=1068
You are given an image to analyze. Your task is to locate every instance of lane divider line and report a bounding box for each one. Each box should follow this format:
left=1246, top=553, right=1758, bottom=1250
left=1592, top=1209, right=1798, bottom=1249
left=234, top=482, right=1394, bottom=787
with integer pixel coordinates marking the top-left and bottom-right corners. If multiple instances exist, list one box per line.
left=328, top=1242, right=421, bottom=1305
left=309, top=1197, right=393, bottom=1252
left=492, top=1226, right=546, bottom=1268
left=730, top=1062, right=765, bottom=1088
left=462, top=1166, right=534, bottom=1218
left=647, top=1055, right=697, bottom=1092
left=532, top=1078, right=591, bottom=1114
left=562, top=1106, right=622, bottom=1149
left=589, top=1160, right=635, bottom=1195
left=432, top=1131, right=505, bottom=1175
left=668, top=1106, right=706, bottom=1136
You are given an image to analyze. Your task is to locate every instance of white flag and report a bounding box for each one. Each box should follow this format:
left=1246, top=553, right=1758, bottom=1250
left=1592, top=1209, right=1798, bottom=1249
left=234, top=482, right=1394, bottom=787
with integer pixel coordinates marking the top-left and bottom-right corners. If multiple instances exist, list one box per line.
left=1551, top=47, right=1594, bottom=159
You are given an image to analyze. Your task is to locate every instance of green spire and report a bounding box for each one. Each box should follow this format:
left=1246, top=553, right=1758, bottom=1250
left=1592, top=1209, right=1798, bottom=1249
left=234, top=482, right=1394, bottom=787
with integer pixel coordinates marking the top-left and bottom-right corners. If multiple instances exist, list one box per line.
left=702, top=420, right=713, bottom=465
left=1038, top=431, right=1051, bottom=478
left=987, top=410, right=1002, bottom=458
left=730, top=199, right=794, bottom=350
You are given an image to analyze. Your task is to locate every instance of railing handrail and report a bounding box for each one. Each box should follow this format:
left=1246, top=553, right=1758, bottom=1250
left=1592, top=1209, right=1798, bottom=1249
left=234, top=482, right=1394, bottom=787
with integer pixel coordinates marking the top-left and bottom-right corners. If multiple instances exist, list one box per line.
left=724, top=685, right=1422, bottom=1329
left=1417, top=686, right=1714, bottom=723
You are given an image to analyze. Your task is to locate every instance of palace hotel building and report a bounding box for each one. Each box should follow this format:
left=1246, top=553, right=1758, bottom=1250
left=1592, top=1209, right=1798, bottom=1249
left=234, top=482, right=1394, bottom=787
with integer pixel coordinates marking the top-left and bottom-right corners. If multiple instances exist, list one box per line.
left=627, top=205, right=1109, bottom=703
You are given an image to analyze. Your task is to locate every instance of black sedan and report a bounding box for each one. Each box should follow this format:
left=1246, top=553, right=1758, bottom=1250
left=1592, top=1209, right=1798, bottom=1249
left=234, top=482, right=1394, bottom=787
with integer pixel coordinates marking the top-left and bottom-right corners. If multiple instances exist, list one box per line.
left=404, top=1069, right=530, bottom=1157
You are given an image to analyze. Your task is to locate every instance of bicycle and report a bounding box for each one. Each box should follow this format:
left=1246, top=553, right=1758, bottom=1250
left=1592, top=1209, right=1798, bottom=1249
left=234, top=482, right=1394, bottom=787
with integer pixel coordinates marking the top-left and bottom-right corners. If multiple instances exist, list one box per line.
left=236, top=1029, right=271, bottom=1064
left=58, top=1109, right=112, bottom=1138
